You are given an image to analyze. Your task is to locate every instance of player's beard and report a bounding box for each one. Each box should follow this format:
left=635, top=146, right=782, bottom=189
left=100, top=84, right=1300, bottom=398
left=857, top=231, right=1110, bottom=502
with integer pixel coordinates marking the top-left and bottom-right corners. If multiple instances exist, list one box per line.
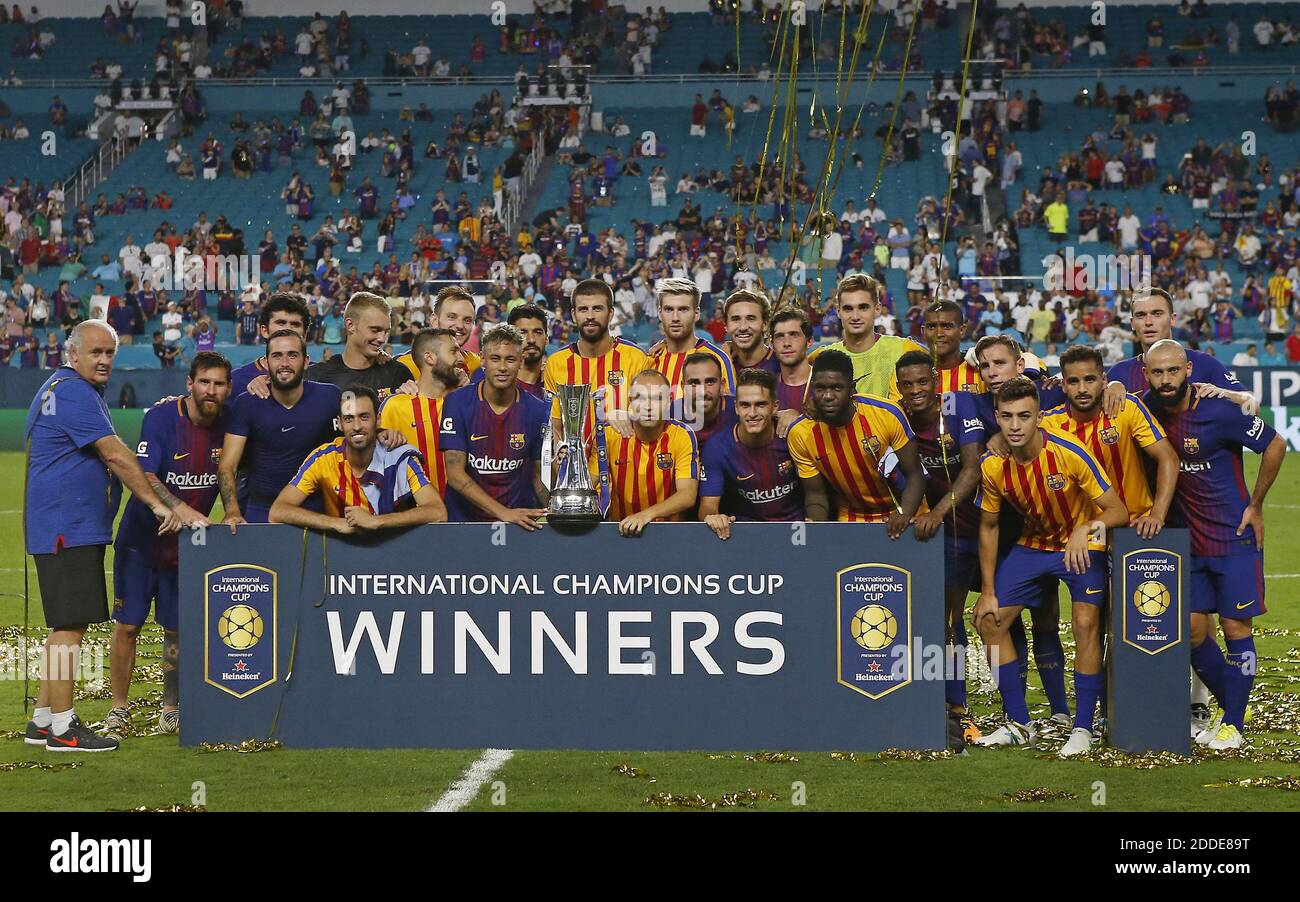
left=430, top=361, right=460, bottom=387
left=1148, top=379, right=1189, bottom=408
left=522, top=346, right=543, bottom=367
left=820, top=403, right=854, bottom=428
left=272, top=369, right=304, bottom=392
left=579, top=321, right=608, bottom=343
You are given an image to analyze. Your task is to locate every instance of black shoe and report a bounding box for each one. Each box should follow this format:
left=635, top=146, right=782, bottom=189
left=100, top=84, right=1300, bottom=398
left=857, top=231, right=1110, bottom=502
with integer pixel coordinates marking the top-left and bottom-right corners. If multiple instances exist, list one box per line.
left=45, top=715, right=120, bottom=753
left=946, top=712, right=967, bottom=751
left=24, top=720, right=49, bottom=746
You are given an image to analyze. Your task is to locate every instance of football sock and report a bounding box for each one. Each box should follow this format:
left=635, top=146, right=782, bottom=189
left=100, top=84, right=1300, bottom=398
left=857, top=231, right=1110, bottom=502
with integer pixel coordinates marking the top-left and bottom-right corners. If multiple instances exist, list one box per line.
left=1191, top=669, right=1211, bottom=706
left=1033, top=629, right=1071, bottom=718
left=32, top=706, right=51, bottom=729
left=1190, top=637, right=1229, bottom=705
left=1222, top=636, right=1256, bottom=729
left=51, top=709, right=74, bottom=737
left=1073, top=671, right=1104, bottom=732
left=1010, top=615, right=1029, bottom=679
left=945, top=619, right=968, bottom=708
left=997, top=660, right=1031, bottom=725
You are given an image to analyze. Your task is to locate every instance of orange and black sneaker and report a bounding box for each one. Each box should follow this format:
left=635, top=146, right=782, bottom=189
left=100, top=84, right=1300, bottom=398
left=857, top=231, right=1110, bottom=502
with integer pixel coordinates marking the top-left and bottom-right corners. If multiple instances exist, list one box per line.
left=961, top=715, right=982, bottom=743
left=23, top=720, right=48, bottom=746
left=45, top=715, right=120, bottom=753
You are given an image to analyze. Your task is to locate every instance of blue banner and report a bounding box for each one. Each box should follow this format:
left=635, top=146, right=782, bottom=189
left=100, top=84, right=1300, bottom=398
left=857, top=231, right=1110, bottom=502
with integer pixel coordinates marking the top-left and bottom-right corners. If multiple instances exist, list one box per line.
left=1108, top=528, right=1192, bottom=755
left=180, top=524, right=947, bottom=751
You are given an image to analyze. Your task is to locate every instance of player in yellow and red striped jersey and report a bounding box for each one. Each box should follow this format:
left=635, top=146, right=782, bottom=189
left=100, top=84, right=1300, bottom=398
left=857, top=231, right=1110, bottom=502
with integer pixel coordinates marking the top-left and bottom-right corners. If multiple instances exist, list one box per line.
left=648, top=277, right=736, bottom=395
left=544, top=279, right=648, bottom=432
left=396, top=285, right=481, bottom=382
left=922, top=299, right=985, bottom=399
left=1042, top=344, right=1178, bottom=535
left=271, top=386, right=446, bottom=528
left=587, top=369, right=700, bottom=536
left=786, top=349, right=925, bottom=534
left=378, top=328, right=465, bottom=496
left=973, top=377, right=1129, bottom=757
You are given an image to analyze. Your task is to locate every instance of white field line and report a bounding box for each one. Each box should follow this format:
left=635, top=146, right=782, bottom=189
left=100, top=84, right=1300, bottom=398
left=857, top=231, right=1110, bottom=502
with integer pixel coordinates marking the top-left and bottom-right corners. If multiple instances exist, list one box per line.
left=427, top=748, right=514, bottom=812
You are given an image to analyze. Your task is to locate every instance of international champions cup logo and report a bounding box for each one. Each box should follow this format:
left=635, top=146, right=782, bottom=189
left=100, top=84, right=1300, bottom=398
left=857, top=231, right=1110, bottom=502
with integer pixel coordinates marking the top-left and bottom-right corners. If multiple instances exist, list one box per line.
left=837, top=564, right=913, bottom=699
left=1122, top=550, right=1182, bottom=656
left=205, top=564, right=278, bottom=698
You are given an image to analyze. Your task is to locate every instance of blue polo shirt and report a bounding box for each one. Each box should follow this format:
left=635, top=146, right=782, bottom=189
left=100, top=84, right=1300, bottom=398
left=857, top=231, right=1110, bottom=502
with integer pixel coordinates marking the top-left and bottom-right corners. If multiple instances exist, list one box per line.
left=24, top=368, right=118, bottom=554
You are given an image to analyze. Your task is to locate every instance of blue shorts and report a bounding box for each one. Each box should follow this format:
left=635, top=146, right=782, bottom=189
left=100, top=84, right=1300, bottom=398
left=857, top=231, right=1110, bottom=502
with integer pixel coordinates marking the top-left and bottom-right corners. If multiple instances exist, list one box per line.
left=1191, top=552, right=1266, bottom=619
left=945, top=534, right=980, bottom=591
left=243, top=502, right=271, bottom=524
left=112, top=545, right=179, bottom=631
left=995, top=545, right=1108, bottom=609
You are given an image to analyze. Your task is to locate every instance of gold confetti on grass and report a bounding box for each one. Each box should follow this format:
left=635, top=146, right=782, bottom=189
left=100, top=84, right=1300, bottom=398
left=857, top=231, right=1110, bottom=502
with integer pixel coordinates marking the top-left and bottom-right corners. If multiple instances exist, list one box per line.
left=106, top=804, right=207, bottom=812
left=878, top=748, right=955, bottom=762
left=1204, top=776, right=1300, bottom=791
left=198, top=739, right=282, bottom=753
left=704, top=751, right=800, bottom=763
left=0, top=761, right=83, bottom=772
left=1035, top=748, right=1194, bottom=768
left=1004, top=787, right=1078, bottom=802
left=643, top=788, right=780, bottom=809
left=611, top=763, right=655, bottom=780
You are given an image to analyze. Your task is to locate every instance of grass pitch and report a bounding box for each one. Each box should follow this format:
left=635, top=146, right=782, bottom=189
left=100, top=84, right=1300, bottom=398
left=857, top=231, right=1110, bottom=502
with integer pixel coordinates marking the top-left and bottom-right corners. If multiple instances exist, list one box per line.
left=1, top=451, right=1297, bottom=812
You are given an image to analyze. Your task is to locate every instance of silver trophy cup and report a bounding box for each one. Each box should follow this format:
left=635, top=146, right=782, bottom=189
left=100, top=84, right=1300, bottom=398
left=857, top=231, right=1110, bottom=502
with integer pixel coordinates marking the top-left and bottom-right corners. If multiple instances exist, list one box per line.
left=547, top=384, right=602, bottom=524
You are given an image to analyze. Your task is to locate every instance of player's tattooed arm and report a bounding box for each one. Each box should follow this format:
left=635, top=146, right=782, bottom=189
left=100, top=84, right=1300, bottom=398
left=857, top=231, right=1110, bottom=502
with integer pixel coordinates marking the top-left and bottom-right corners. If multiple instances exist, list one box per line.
left=92, top=435, right=187, bottom=535
left=146, top=472, right=184, bottom=509
left=531, top=460, right=550, bottom=509
left=218, top=433, right=248, bottom=528
left=801, top=473, right=831, bottom=522
left=445, top=449, right=545, bottom=530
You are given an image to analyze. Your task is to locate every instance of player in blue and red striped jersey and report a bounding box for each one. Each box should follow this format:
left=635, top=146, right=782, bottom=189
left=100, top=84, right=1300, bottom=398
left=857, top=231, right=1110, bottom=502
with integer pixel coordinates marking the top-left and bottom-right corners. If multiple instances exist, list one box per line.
left=895, top=350, right=985, bottom=746
left=722, top=289, right=782, bottom=374
left=699, top=368, right=803, bottom=539
left=1104, top=288, right=1257, bottom=729
left=1144, top=340, right=1287, bottom=751
left=771, top=307, right=813, bottom=423
left=1105, top=288, right=1250, bottom=401
left=648, top=277, right=736, bottom=396
left=682, top=352, right=738, bottom=449
left=107, top=351, right=231, bottom=737
left=441, top=324, right=551, bottom=528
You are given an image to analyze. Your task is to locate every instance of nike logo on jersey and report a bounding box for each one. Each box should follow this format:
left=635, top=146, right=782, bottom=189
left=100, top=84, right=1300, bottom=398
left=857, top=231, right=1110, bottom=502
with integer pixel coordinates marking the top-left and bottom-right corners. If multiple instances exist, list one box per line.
left=736, top=474, right=754, bottom=481
left=1085, top=588, right=1103, bottom=595
left=281, top=425, right=296, bottom=432
left=470, top=434, right=489, bottom=442
left=172, top=452, right=190, bottom=460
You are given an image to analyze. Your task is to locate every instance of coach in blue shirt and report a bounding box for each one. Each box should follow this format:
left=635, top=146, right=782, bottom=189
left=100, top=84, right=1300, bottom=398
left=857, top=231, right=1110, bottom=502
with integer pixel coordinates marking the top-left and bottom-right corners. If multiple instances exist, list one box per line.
left=23, top=321, right=207, bottom=752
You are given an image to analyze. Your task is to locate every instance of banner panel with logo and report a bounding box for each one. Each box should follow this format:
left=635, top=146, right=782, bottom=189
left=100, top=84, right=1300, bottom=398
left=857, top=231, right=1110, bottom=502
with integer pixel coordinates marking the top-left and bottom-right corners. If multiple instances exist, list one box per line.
left=180, top=524, right=947, bottom=751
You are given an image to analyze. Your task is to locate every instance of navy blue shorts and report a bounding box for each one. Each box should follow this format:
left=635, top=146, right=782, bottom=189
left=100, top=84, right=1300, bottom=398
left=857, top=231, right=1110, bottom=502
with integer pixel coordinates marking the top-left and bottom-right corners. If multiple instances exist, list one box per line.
left=945, top=534, right=980, bottom=591
left=1191, top=551, right=1266, bottom=619
left=112, top=545, right=179, bottom=631
left=995, top=545, right=1108, bottom=609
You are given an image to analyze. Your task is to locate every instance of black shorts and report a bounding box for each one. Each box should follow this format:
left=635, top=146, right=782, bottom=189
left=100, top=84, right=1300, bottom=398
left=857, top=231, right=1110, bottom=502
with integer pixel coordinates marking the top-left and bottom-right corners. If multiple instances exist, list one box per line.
left=34, top=544, right=109, bottom=629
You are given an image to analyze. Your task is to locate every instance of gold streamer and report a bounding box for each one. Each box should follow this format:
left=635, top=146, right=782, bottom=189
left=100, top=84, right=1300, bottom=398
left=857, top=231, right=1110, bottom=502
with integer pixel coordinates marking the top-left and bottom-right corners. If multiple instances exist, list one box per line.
left=107, top=804, right=207, bottom=812
left=1205, top=776, right=1300, bottom=791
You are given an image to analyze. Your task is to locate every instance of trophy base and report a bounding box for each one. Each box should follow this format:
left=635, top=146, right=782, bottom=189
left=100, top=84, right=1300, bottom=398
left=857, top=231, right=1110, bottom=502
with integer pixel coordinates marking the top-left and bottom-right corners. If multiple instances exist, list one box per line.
left=548, top=491, right=602, bottom=529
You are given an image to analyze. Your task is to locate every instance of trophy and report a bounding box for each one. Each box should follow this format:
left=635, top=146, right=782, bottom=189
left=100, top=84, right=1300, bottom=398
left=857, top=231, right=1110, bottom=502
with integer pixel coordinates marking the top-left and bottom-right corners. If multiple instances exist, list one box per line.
left=546, top=384, right=603, bottom=524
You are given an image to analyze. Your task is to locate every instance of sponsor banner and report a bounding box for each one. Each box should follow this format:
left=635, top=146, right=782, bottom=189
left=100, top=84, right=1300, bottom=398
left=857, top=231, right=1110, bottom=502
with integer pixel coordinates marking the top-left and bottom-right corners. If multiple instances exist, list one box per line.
left=1234, top=368, right=1300, bottom=408
left=204, top=565, right=277, bottom=699
left=1259, top=407, right=1300, bottom=451
left=1108, top=528, right=1191, bottom=756
left=181, top=524, right=947, bottom=751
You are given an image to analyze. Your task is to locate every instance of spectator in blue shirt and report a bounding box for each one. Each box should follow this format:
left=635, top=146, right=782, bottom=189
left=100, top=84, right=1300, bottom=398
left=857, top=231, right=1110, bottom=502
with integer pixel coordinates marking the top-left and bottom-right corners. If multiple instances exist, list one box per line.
left=91, top=253, right=122, bottom=282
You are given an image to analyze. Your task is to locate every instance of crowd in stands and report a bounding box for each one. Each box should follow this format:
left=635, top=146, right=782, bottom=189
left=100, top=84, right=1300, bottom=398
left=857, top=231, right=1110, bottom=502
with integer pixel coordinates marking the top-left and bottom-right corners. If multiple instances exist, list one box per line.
left=1, top=4, right=1299, bottom=378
